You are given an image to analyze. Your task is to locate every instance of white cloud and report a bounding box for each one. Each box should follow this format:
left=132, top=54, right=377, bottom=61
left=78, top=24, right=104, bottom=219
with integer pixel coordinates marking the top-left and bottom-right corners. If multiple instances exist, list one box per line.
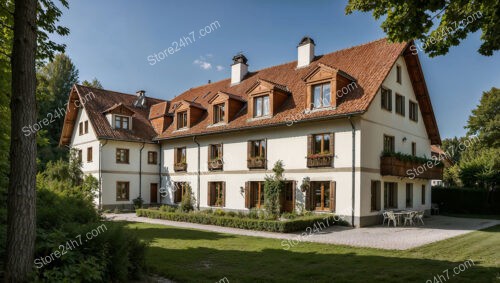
left=193, top=59, right=212, bottom=70
left=216, top=65, right=224, bottom=71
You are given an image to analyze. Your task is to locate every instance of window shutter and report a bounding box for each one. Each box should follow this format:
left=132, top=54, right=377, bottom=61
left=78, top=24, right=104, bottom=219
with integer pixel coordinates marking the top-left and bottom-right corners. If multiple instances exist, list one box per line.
left=305, top=186, right=312, bottom=211
left=264, top=138, right=268, bottom=169
left=247, top=141, right=252, bottom=159
left=307, top=135, right=313, bottom=155
left=207, top=183, right=212, bottom=206
left=244, top=182, right=250, bottom=208
left=330, top=181, right=336, bottom=212
left=329, top=133, right=334, bottom=155
left=207, top=144, right=211, bottom=163
left=174, top=147, right=178, bottom=165
left=222, top=182, right=226, bottom=207
left=292, top=181, right=297, bottom=212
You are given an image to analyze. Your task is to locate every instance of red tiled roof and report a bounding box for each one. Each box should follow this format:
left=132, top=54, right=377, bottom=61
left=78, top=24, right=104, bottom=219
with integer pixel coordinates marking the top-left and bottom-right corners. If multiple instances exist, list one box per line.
left=156, top=38, right=410, bottom=140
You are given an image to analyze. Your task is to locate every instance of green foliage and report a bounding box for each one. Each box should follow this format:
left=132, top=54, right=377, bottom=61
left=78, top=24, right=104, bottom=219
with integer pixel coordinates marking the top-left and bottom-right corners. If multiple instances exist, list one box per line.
left=459, top=147, right=499, bottom=188
left=443, top=164, right=462, bottom=187
left=81, top=78, right=103, bottom=89
left=432, top=187, right=500, bottom=214
left=178, top=183, right=194, bottom=212
left=133, top=197, right=144, bottom=209
left=382, top=150, right=444, bottom=167
left=345, top=0, right=499, bottom=56
left=159, top=205, right=176, bottom=213
left=466, top=87, right=500, bottom=148
left=136, top=209, right=341, bottom=233
left=264, top=160, right=285, bottom=218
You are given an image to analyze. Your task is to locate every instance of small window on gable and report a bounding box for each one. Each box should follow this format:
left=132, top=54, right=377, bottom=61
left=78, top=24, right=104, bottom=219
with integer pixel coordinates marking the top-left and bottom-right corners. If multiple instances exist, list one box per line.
left=381, top=87, right=392, bottom=111
left=395, top=94, right=405, bottom=116
left=409, top=101, right=418, bottom=122
left=312, top=82, right=331, bottom=109
left=253, top=95, right=270, bottom=118
left=79, top=122, right=83, bottom=136
left=84, top=120, right=89, bottom=134
left=177, top=111, right=188, bottom=129
left=213, top=103, right=225, bottom=124
left=115, top=115, right=130, bottom=130
left=396, top=65, right=402, bottom=84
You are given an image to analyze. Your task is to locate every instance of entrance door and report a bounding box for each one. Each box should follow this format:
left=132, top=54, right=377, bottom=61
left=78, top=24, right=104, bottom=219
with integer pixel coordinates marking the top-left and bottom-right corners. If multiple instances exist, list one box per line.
left=150, top=183, right=158, bottom=203
left=281, top=181, right=295, bottom=213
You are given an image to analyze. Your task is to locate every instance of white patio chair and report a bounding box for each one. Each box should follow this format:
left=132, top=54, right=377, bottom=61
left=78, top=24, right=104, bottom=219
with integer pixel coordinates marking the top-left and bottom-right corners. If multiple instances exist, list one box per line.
left=382, top=211, right=389, bottom=225
left=386, top=211, right=397, bottom=227
left=403, top=212, right=415, bottom=226
left=415, top=210, right=425, bottom=225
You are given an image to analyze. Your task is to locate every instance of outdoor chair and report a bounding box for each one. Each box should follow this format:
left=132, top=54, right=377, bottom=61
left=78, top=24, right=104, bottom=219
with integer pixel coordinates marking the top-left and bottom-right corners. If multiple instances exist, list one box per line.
left=403, top=212, right=415, bottom=226
left=386, top=211, right=397, bottom=227
left=431, top=203, right=440, bottom=215
left=382, top=211, right=389, bottom=225
left=415, top=211, right=425, bottom=225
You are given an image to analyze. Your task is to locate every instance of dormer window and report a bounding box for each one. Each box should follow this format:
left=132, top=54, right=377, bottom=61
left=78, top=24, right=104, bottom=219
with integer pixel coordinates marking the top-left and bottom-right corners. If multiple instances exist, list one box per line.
left=115, top=115, right=129, bottom=129
left=177, top=111, right=188, bottom=129
left=213, top=103, right=225, bottom=124
left=312, top=82, right=331, bottom=108
left=253, top=95, right=270, bottom=118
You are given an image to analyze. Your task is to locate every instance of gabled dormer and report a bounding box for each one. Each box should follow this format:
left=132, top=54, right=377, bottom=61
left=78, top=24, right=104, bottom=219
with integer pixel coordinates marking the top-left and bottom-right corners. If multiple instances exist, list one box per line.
left=208, top=91, right=246, bottom=125
left=149, top=101, right=172, bottom=134
left=102, top=103, right=135, bottom=130
left=302, top=63, right=356, bottom=110
left=246, top=78, right=290, bottom=119
left=174, top=100, right=206, bottom=130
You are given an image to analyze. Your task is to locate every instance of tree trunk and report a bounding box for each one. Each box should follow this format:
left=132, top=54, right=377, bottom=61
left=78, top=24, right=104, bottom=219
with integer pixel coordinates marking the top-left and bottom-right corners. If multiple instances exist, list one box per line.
left=6, top=0, right=38, bottom=281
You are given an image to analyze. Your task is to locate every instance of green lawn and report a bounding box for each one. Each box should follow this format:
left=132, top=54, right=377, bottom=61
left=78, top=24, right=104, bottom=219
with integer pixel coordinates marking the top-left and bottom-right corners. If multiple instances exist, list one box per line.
left=122, top=222, right=500, bottom=283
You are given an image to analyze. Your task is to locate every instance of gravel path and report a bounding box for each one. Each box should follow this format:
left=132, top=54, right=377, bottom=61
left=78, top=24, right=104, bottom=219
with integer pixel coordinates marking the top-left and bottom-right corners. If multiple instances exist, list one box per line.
left=106, top=213, right=500, bottom=250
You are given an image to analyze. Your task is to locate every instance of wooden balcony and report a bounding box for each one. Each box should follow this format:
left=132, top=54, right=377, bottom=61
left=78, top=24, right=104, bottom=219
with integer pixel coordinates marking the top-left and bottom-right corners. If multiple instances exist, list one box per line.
left=174, top=163, right=187, bottom=172
left=208, top=159, right=223, bottom=171
left=380, top=156, right=443, bottom=179
left=247, top=158, right=267, bottom=169
left=307, top=155, right=333, bottom=168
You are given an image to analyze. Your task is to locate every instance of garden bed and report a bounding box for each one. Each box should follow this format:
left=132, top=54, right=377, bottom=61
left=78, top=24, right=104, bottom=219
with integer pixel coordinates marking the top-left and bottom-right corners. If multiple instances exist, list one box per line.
left=135, top=208, right=343, bottom=233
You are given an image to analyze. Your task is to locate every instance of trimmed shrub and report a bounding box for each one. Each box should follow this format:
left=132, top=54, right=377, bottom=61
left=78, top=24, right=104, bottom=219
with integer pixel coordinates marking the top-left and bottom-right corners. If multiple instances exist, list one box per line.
left=432, top=187, right=500, bottom=214
left=136, top=209, right=341, bottom=233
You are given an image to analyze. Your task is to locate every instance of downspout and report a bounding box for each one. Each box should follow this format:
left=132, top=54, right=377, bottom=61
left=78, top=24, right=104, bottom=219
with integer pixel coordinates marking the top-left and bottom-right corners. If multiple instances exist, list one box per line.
left=348, top=116, right=356, bottom=228
left=139, top=142, right=145, bottom=200
left=99, top=140, right=108, bottom=210
left=193, top=136, right=200, bottom=210
left=158, top=142, right=162, bottom=203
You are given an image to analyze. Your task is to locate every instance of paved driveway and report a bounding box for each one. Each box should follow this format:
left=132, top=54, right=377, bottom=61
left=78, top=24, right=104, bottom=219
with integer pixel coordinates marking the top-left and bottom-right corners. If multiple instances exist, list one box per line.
left=107, top=213, right=500, bottom=250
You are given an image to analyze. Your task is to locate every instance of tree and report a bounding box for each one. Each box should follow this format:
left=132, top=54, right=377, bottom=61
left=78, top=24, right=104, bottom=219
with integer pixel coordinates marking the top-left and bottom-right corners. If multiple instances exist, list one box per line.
left=81, top=77, right=103, bottom=89
left=465, top=87, right=499, bottom=148
left=7, top=0, right=38, bottom=280
left=264, top=160, right=285, bottom=218
left=345, top=1, right=499, bottom=56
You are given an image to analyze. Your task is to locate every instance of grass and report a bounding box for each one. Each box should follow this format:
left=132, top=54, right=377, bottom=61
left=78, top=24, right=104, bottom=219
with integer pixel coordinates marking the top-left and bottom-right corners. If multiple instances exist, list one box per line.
left=122, top=222, right=500, bottom=283
left=442, top=213, right=500, bottom=220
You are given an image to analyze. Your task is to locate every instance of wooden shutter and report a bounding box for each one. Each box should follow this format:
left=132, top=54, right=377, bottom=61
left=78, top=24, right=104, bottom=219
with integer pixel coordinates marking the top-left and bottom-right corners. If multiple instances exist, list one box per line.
left=305, top=185, right=312, bottom=211
left=264, top=138, right=268, bottom=169
left=330, top=181, right=336, bottom=212
left=244, top=182, right=250, bottom=208
left=174, top=147, right=178, bottom=165
left=329, top=133, right=334, bottom=156
left=307, top=135, right=313, bottom=155
left=292, top=181, right=296, bottom=212
left=222, top=182, right=226, bottom=207
left=207, top=182, right=212, bottom=206
left=247, top=141, right=252, bottom=159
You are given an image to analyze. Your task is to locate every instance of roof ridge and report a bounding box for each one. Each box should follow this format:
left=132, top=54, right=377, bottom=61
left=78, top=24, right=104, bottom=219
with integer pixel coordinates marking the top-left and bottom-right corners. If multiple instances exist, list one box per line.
left=75, top=84, right=167, bottom=102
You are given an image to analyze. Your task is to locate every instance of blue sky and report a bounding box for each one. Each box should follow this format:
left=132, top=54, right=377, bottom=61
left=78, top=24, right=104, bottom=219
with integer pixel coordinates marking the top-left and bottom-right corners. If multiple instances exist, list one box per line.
left=52, top=0, right=499, bottom=139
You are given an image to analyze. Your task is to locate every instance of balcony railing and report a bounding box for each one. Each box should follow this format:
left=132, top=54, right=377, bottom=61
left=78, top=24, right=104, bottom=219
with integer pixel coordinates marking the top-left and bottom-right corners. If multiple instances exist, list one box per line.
left=174, top=162, right=187, bottom=172
left=208, top=159, right=223, bottom=171
left=247, top=157, right=267, bottom=169
left=380, top=156, right=443, bottom=179
left=307, top=154, right=333, bottom=168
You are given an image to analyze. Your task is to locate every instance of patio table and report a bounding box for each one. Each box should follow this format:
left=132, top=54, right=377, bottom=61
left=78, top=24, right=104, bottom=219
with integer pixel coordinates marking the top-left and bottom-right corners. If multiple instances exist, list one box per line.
left=393, top=211, right=415, bottom=226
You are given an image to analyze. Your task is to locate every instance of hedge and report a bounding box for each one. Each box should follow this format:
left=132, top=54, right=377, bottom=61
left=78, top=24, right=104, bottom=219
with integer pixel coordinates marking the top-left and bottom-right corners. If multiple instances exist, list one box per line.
left=136, top=209, right=343, bottom=233
left=432, top=187, right=500, bottom=214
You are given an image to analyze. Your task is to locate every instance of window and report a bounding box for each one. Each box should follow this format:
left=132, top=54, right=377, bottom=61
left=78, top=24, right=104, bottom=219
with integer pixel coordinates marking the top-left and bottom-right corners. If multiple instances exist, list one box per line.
left=173, top=182, right=188, bottom=203
left=177, top=111, right=188, bottom=129
left=406, top=183, right=413, bottom=208
left=77, top=149, right=82, bottom=163
left=311, top=181, right=331, bottom=211
left=249, top=140, right=266, bottom=158
left=421, top=185, right=426, bottom=205
left=148, top=151, right=158, bottom=164
left=213, top=103, right=225, bottom=124
left=208, top=182, right=225, bottom=207
left=84, top=120, right=89, bottom=134
left=312, top=133, right=331, bottom=155
left=381, top=87, right=392, bottom=111
left=383, top=135, right=395, bottom=153
left=250, top=181, right=265, bottom=208
left=79, top=122, right=83, bottom=135
left=384, top=182, right=398, bottom=209
left=209, top=144, right=223, bottom=161
left=370, top=181, right=381, bottom=211
left=412, top=142, right=416, bottom=156
left=116, top=182, right=130, bottom=201
left=395, top=94, right=405, bottom=116
left=409, top=101, right=418, bottom=122
left=115, top=115, right=129, bottom=129
left=175, top=147, right=186, bottom=164
left=312, top=82, right=331, bottom=108
left=253, top=95, right=270, bottom=117
left=116, top=148, right=129, bottom=164
left=396, top=65, right=402, bottom=84
left=87, top=147, right=93, bottom=162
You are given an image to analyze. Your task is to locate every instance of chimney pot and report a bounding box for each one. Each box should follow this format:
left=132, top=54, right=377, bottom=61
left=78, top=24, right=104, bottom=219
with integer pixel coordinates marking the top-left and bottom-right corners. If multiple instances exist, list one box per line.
left=297, top=36, right=315, bottom=68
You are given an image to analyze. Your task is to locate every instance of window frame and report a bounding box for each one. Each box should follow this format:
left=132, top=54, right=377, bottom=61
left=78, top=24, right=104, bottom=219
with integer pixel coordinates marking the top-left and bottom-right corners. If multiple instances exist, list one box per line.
left=177, top=111, right=188, bottom=129
left=406, top=183, right=413, bottom=208
left=370, top=180, right=381, bottom=211
left=409, top=100, right=418, bottom=122
left=384, top=182, right=398, bottom=209
left=116, top=181, right=130, bottom=201
left=381, top=87, right=392, bottom=111
left=79, top=122, right=83, bottom=136
left=396, top=65, right=402, bottom=84
left=311, top=181, right=331, bottom=211
left=148, top=151, right=158, bottom=164
left=116, top=148, right=130, bottom=164
left=253, top=95, right=270, bottom=118
left=84, top=120, right=89, bottom=134
left=421, top=185, right=426, bottom=205
left=174, top=182, right=188, bottom=203
left=383, top=135, right=395, bottom=153
left=395, top=93, right=405, bottom=116
left=412, top=142, right=417, bottom=156
left=209, top=144, right=223, bottom=161
left=311, top=82, right=331, bottom=109
left=312, top=133, right=331, bottom=155
left=213, top=103, right=225, bottom=124
left=87, top=147, right=92, bottom=162
left=77, top=149, right=82, bottom=163
left=250, top=181, right=265, bottom=209
left=208, top=182, right=225, bottom=207
left=249, top=140, right=266, bottom=158
left=175, top=147, right=187, bottom=164
left=114, top=115, right=130, bottom=130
